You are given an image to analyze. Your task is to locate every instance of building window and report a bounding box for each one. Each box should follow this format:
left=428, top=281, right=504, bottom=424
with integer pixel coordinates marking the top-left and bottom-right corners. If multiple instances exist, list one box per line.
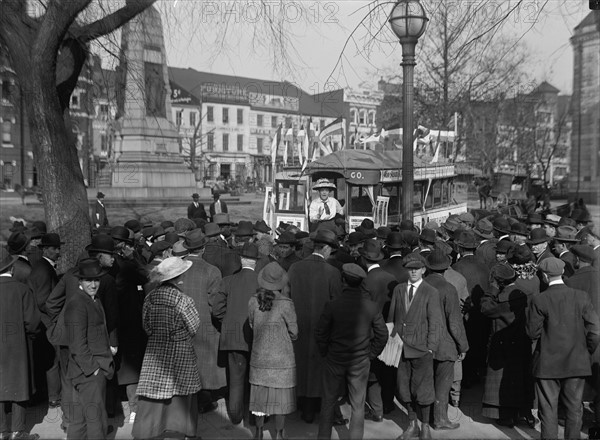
left=320, top=119, right=325, bottom=131
left=207, top=132, right=214, bottom=151
left=271, top=115, right=278, bottom=128
left=237, top=109, right=243, bottom=124
left=175, top=110, right=182, bottom=126
left=237, top=134, right=244, bottom=152
left=285, top=116, right=292, bottom=128
left=223, top=133, right=229, bottom=151
left=207, top=106, right=214, bottom=122
left=359, top=111, right=365, bottom=125
left=98, top=104, right=109, bottom=119
left=350, top=109, right=356, bottom=124
left=100, top=133, right=108, bottom=155
left=223, top=108, right=229, bottom=124
left=2, top=120, right=12, bottom=144
left=257, top=137, right=263, bottom=154
left=190, top=111, right=196, bottom=127
left=1, top=81, right=13, bottom=101
left=368, top=112, right=375, bottom=125
left=257, top=114, right=263, bottom=126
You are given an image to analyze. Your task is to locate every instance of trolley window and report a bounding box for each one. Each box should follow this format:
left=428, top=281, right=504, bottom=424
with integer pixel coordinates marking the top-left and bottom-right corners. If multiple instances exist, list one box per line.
left=381, top=183, right=400, bottom=216
left=348, top=185, right=373, bottom=215
left=276, top=180, right=306, bottom=213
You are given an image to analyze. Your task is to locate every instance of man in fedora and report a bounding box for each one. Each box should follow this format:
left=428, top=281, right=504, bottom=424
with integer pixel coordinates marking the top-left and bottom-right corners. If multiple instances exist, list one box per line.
left=209, top=192, right=227, bottom=222
left=419, top=229, right=437, bottom=257
left=203, top=222, right=242, bottom=277
left=253, top=220, right=274, bottom=259
left=551, top=226, right=579, bottom=278
left=474, top=218, right=498, bottom=269
left=64, top=258, right=114, bottom=440
left=388, top=253, right=443, bottom=439
left=0, top=248, right=41, bottom=440
left=424, top=250, right=469, bottom=431
left=452, top=230, right=490, bottom=391
left=211, top=242, right=260, bottom=425
left=527, top=228, right=553, bottom=265
left=527, top=257, right=600, bottom=439
left=231, top=221, right=255, bottom=249
left=316, top=263, right=388, bottom=440
left=359, top=239, right=398, bottom=419
left=180, top=228, right=227, bottom=414
left=25, top=221, right=46, bottom=266
left=274, top=231, right=301, bottom=271
left=188, top=193, right=208, bottom=221
left=91, top=192, right=109, bottom=229
left=309, top=179, right=344, bottom=232
left=577, top=227, right=600, bottom=269
left=29, top=232, right=64, bottom=408
left=288, top=229, right=343, bottom=423
left=380, top=232, right=410, bottom=284
left=6, top=231, right=32, bottom=284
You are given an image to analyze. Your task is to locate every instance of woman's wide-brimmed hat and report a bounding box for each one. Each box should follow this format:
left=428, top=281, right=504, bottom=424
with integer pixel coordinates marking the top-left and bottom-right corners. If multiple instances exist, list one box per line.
left=258, top=262, right=289, bottom=291
left=155, top=257, right=193, bottom=282
left=312, top=178, right=336, bottom=191
left=73, top=258, right=107, bottom=279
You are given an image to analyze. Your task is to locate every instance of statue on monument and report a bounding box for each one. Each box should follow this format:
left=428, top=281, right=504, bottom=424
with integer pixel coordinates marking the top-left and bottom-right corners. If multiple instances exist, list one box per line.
left=145, top=62, right=166, bottom=117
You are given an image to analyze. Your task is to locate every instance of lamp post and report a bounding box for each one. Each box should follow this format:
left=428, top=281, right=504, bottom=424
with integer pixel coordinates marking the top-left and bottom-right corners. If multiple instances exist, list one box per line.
left=389, top=0, right=428, bottom=221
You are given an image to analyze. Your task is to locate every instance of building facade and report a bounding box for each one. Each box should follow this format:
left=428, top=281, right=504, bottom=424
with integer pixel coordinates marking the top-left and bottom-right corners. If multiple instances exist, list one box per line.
left=346, top=87, right=384, bottom=145
left=569, top=12, right=600, bottom=204
left=168, top=67, right=349, bottom=185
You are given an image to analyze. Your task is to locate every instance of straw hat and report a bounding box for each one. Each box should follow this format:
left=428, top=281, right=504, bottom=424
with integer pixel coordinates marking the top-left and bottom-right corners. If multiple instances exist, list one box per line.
left=312, top=178, right=336, bottom=190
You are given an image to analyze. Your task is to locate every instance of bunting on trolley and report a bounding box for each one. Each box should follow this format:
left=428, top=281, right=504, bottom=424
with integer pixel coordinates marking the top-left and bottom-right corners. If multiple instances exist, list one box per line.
left=319, top=117, right=344, bottom=142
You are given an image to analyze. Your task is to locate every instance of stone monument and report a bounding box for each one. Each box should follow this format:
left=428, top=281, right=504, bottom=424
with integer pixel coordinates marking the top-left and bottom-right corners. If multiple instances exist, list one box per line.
left=111, top=5, right=196, bottom=198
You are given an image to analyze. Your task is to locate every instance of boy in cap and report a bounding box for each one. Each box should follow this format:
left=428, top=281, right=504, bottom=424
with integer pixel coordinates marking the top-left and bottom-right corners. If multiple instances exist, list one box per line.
left=316, top=263, right=388, bottom=440
left=388, top=253, right=443, bottom=439
left=527, top=257, right=600, bottom=439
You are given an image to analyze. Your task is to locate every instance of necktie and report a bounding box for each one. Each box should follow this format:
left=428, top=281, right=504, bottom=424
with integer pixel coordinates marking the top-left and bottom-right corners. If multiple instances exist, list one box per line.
left=408, top=285, right=414, bottom=303
left=323, top=200, right=330, bottom=216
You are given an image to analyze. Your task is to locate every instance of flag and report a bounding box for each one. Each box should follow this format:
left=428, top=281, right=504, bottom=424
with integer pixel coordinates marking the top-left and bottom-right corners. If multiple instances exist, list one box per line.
left=296, top=125, right=305, bottom=165
left=301, top=129, right=310, bottom=171
left=307, top=118, right=316, bottom=160
left=283, top=126, right=293, bottom=166
left=311, top=127, right=320, bottom=161
left=270, top=123, right=282, bottom=166
left=319, top=117, right=344, bottom=142
left=319, top=140, right=333, bottom=156
left=380, top=127, right=387, bottom=139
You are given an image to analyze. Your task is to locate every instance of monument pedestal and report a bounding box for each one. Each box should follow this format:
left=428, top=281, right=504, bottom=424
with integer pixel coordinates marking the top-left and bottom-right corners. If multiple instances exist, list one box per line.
left=109, top=5, right=197, bottom=200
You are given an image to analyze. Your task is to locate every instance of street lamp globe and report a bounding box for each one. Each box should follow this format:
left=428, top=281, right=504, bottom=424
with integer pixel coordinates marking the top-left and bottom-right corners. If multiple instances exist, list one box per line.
left=388, top=0, right=429, bottom=44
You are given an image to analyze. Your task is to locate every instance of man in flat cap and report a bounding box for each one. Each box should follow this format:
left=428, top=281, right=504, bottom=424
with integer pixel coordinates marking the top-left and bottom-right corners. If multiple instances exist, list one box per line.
left=316, top=263, right=388, bottom=440
left=387, top=253, right=443, bottom=439
left=90, top=192, right=109, bottom=229
left=527, top=257, right=600, bottom=439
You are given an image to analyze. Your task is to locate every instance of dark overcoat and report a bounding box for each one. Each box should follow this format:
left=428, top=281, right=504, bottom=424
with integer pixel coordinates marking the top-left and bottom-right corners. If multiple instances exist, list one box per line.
left=64, top=289, right=114, bottom=383
left=29, top=257, right=59, bottom=327
left=481, top=284, right=534, bottom=409
left=181, top=254, right=227, bottom=389
left=566, top=266, right=600, bottom=363
left=188, top=202, right=207, bottom=220
left=527, top=283, right=600, bottom=378
left=97, top=272, right=119, bottom=347
left=278, top=252, right=301, bottom=272
left=12, top=256, right=31, bottom=285
left=91, top=200, right=108, bottom=227
left=209, top=200, right=228, bottom=220
left=0, top=276, right=40, bottom=401
left=424, top=273, right=469, bottom=361
left=288, top=254, right=342, bottom=397
left=203, top=239, right=241, bottom=277
left=114, top=254, right=148, bottom=385
left=380, top=255, right=409, bottom=285
left=211, top=267, right=258, bottom=351
left=362, top=266, right=397, bottom=318
left=46, top=268, right=79, bottom=346
left=559, top=251, right=578, bottom=278
left=475, top=239, right=499, bottom=269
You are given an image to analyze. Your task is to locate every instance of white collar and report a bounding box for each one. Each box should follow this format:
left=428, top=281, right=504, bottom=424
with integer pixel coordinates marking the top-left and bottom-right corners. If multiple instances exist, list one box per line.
left=311, top=252, right=325, bottom=259
left=0, top=273, right=12, bottom=277
left=408, top=279, right=423, bottom=290
left=367, top=264, right=380, bottom=272
left=43, top=256, right=57, bottom=268
left=549, top=279, right=564, bottom=286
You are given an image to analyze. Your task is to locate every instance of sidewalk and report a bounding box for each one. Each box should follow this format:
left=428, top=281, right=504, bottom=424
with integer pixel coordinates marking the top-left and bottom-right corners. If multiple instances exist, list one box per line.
left=25, top=381, right=595, bottom=439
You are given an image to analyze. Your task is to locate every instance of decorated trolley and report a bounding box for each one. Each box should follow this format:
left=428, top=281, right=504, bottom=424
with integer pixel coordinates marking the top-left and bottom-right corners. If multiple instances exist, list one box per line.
left=263, top=149, right=467, bottom=233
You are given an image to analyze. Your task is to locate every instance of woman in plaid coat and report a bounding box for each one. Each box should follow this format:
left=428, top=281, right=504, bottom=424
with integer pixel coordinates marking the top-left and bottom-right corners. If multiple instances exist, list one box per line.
left=133, top=257, right=202, bottom=440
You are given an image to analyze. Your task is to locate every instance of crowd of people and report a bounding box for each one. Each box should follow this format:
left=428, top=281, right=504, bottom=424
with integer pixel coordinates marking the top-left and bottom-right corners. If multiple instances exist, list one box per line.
left=1, top=182, right=599, bottom=440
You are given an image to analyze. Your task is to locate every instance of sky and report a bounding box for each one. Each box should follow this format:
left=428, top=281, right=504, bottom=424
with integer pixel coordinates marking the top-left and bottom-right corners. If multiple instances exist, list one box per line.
left=150, top=1, right=594, bottom=96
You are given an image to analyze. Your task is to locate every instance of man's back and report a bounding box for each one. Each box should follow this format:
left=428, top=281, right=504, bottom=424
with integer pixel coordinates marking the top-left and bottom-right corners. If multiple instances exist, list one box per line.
left=527, top=283, right=600, bottom=378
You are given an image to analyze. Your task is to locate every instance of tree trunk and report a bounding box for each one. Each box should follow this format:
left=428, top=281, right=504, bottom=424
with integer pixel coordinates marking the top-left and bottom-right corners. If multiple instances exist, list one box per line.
left=24, top=70, right=92, bottom=273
